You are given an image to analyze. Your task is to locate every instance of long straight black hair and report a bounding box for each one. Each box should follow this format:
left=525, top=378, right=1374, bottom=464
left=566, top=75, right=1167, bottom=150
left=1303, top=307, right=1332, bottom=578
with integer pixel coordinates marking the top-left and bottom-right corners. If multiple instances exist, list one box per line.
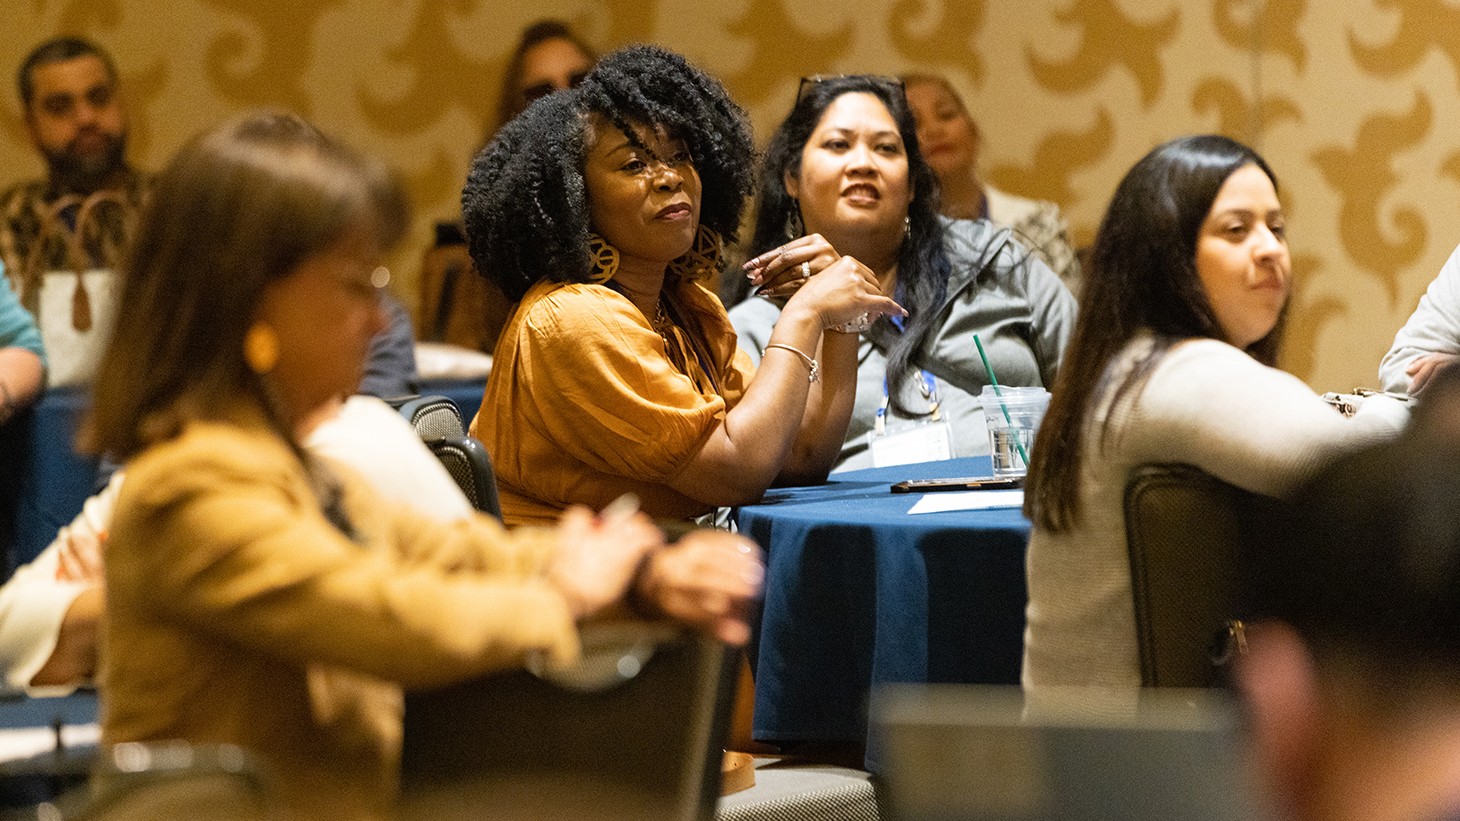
left=737, top=75, right=950, bottom=415
left=1024, top=134, right=1284, bottom=532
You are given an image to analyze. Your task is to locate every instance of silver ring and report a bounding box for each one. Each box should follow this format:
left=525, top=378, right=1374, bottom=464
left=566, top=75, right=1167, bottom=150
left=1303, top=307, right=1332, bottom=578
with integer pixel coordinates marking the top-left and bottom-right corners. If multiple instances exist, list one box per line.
left=801, top=260, right=812, bottom=278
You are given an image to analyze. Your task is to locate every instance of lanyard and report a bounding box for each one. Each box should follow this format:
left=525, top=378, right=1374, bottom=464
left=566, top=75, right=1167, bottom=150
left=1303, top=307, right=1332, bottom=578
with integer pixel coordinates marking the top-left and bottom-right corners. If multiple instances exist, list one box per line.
left=873, top=310, right=942, bottom=434
left=875, top=370, right=941, bottom=435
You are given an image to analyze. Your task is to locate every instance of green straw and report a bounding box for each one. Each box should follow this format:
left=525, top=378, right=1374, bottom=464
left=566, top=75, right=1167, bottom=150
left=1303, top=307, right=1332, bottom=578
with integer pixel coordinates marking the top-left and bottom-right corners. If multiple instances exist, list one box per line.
left=973, top=333, right=1031, bottom=468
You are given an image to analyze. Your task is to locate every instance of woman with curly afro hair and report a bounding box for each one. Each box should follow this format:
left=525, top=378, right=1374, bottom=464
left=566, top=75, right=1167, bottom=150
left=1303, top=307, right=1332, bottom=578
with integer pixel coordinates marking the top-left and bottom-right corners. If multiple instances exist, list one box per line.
left=464, top=45, right=901, bottom=526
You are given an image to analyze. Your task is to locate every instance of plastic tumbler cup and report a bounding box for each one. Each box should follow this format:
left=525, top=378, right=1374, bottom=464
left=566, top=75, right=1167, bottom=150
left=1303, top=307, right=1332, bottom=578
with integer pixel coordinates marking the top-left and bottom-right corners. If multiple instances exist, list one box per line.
left=979, top=385, right=1051, bottom=477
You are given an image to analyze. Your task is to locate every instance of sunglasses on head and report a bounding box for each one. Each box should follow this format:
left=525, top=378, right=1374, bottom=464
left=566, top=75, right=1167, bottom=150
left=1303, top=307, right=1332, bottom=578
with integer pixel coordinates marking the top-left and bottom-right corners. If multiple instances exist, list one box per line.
left=522, top=70, right=590, bottom=104
left=796, top=74, right=907, bottom=106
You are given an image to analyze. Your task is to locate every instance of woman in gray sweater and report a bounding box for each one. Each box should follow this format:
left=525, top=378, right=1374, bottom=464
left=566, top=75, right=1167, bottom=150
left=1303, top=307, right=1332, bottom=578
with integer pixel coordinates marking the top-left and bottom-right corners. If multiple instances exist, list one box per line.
left=728, top=75, right=1076, bottom=471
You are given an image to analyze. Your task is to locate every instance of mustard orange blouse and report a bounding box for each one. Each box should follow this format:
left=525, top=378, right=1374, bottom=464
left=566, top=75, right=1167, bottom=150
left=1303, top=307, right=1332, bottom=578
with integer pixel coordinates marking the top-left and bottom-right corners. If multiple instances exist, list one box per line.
left=473, top=277, right=755, bottom=526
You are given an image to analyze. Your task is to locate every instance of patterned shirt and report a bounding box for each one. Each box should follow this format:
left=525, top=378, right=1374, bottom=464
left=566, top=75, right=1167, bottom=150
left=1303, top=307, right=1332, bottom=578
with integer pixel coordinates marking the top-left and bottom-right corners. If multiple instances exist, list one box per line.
left=984, top=184, right=1082, bottom=297
left=0, top=168, right=150, bottom=313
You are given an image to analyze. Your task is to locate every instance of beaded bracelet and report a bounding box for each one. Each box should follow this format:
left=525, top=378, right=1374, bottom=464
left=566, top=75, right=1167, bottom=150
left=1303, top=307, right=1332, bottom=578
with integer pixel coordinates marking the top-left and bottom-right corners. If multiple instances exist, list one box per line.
left=764, top=343, right=820, bottom=383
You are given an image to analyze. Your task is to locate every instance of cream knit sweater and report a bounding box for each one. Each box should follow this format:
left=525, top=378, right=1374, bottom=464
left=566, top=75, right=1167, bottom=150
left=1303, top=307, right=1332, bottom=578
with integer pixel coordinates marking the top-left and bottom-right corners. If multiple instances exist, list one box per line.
left=1022, top=333, right=1409, bottom=689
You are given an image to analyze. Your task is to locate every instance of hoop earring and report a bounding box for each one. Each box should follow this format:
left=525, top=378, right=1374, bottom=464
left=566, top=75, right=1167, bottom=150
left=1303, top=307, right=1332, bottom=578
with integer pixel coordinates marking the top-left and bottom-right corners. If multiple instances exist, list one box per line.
left=784, top=199, right=803, bottom=239
left=244, top=322, right=280, bottom=374
left=666, top=224, right=723, bottom=282
left=587, top=233, right=619, bottom=284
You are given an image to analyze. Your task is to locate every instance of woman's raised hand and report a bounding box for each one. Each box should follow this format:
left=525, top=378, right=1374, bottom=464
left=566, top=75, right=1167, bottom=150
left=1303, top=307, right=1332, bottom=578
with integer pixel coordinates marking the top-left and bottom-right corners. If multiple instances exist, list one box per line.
left=547, top=503, right=664, bottom=619
left=784, top=254, right=904, bottom=331
left=742, top=234, right=842, bottom=299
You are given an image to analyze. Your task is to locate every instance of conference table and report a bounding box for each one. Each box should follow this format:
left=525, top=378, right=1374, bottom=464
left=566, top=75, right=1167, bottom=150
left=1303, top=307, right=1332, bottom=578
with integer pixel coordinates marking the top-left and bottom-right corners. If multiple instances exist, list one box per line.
left=735, top=457, right=1032, bottom=770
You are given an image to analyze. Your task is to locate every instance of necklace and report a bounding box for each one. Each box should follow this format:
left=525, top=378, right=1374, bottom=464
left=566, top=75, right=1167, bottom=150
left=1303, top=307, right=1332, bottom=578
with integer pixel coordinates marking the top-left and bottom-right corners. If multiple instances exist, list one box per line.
left=653, top=300, right=674, bottom=350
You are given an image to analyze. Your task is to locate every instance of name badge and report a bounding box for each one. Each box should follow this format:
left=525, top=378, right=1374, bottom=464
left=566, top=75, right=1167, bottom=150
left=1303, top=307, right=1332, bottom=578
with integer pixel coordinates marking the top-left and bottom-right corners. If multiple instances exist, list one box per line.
left=868, top=420, right=954, bottom=468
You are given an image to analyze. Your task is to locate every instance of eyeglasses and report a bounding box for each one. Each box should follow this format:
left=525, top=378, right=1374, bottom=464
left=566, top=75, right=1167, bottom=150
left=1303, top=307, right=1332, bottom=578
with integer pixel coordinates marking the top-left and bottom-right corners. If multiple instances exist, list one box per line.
left=522, top=70, right=590, bottom=105
left=332, top=265, right=391, bottom=303
left=796, top=74, right=907, bottom=106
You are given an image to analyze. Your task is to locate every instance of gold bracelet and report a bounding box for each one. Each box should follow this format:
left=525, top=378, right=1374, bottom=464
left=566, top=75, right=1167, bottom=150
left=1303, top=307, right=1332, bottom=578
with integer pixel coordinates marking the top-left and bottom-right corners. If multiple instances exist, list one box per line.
left=764, top=343, right=820, bottom=383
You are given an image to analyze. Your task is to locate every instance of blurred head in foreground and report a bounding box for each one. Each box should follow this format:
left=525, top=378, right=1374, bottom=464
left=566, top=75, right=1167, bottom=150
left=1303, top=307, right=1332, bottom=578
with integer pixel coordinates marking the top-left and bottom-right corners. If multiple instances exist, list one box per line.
left=1238, top=369, right=1460, bottom=821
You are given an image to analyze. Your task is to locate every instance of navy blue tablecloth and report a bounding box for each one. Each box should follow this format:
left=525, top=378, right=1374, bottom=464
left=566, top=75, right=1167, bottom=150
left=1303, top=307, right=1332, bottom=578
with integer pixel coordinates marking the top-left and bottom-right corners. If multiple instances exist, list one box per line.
left=735, top=457, right=1031, bottom=768
left=1, top=387, right=97, bottom=573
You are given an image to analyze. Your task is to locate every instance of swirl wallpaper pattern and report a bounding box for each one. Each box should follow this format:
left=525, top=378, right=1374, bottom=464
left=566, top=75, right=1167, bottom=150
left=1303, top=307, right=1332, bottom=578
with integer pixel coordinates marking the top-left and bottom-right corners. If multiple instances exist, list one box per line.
left=3, top=0, right=1457, bottom=390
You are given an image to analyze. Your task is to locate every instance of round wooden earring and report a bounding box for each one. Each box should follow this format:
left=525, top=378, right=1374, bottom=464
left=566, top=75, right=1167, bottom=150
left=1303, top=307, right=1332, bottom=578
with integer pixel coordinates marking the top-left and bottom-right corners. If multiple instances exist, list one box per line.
left=244, top=323, right=280, bottom=374
left=586, top=234, right=620, bottom=284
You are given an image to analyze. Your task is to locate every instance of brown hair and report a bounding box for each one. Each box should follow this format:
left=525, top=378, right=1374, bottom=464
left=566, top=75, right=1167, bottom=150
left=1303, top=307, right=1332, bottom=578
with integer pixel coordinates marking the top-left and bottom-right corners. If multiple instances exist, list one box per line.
left=899, top=73, right=971, bottom=119
left=490, top=20, right=596, bottom=137
left=83, top=110, right=407, bottom=460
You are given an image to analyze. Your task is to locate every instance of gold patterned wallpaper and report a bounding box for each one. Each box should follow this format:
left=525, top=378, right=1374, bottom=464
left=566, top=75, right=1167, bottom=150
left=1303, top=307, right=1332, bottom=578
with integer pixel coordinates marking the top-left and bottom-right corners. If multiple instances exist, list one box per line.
left=3, top=0, right=1458, bottom=390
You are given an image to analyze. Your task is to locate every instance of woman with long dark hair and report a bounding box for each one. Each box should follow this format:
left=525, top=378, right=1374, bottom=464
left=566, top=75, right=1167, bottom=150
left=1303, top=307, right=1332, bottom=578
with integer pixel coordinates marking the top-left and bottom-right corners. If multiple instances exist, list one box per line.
left=728, top=75, right=1076, bottom=470
left=1021, top=135, right=1408, bottom=689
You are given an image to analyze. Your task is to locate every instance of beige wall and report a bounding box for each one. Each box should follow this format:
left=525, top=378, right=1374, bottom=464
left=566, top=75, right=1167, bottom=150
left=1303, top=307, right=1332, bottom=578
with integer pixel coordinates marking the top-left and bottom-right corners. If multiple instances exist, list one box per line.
left=3, top=0, right=1456, bottom=390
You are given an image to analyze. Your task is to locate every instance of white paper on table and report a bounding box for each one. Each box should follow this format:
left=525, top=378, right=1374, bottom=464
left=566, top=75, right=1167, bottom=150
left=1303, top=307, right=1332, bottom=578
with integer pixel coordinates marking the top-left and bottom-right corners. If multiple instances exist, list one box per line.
left=907, top=489, right=1025, bottom=514
left=0, top=723, right=99, bottom=762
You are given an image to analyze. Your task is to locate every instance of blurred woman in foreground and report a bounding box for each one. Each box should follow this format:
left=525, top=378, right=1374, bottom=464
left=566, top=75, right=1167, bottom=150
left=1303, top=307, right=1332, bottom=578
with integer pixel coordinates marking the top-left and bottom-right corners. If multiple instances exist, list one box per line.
left=85, top=111, right=759, bottom=818
left=1021, top=135, right=1407, bottom=690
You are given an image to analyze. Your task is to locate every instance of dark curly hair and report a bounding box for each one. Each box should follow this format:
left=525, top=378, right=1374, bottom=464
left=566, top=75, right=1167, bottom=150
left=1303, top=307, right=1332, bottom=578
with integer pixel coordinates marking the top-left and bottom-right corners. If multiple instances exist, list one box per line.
left=735, top=75, right=949, bottom=416
left=462, top=44, right=755, bottom=302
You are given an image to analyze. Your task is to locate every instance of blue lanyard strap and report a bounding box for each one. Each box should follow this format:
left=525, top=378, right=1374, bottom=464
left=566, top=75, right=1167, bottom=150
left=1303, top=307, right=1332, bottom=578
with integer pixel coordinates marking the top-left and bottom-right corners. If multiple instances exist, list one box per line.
left=875, top=369, right=941, bottom=435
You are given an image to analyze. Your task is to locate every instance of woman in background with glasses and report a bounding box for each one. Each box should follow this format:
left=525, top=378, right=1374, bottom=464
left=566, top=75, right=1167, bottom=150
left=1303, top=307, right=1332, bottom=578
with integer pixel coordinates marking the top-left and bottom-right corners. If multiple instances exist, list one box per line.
left=465, top=47, right=901, bottom=527
left=413, top=20, right=599, bottom=353
left=728, top=75, right=1077, bottom=471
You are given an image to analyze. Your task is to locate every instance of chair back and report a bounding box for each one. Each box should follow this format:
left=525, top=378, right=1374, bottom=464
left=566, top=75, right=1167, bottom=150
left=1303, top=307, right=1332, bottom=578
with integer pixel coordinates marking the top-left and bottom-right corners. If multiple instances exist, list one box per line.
left=399, top=623, right=737, bottom=821
left=387, top=394, right=502, bottom=519
left=424, top=435, right=501, bottom=518
left=392, top=395, right=465, bottom=440
left=1124, top=464, right=1261, bottom=688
